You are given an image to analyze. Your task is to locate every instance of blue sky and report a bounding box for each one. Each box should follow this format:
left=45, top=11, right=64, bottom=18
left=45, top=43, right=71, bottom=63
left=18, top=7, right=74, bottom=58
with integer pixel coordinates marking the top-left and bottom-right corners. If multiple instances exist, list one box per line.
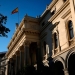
left=0, top=0, right=52, bottom=52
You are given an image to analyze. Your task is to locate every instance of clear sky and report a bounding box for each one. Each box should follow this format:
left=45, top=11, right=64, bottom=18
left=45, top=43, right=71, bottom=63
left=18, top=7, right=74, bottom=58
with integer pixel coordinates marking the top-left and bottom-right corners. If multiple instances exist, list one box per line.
left=0, top=0, right=52, bottom=52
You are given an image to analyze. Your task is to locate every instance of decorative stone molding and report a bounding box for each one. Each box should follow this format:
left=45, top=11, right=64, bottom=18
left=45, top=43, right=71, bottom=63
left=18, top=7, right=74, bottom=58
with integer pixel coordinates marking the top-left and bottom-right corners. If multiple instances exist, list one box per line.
left=42, top=58, right=49, bottom=67
left=24, top=41, right=30, bottom=47
left=34, top=64, right=37, bottom=70
left=61, top=9, right=71, bottom=19
left=53, top=56, right=65, bottom=69
left=24, top=30, right=40, bottom=36
left=52, top=31, right=58, bottom=55
left=52, top=25, right=61, bottom=56
left=42, top=53, right=49, bottom=67
left=49, top=0, right=69, bottom=22
left=54, top=47, right=59, bottom=54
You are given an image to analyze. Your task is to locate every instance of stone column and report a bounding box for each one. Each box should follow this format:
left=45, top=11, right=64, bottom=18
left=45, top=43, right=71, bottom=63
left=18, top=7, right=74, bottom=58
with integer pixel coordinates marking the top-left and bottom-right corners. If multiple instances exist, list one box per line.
left=11, top=59, right=15, bottom=75
left=9, top=60, right=12, bottom=75
left=24, top=41, right=30, bottom=66
left=21, top=51, right=24, bottom=68
left=15, top=55, right=18, bottom=75
left=26, top=45, right=30, bottom=65
left=10, top=59, right=14, bottom=75
left=19, top=50, right=22, bottom=70
left=24, top=44, right=27, bottom=66
left=37, top=42, right=41, bottom=72
left=63, top=68, right=69, bottom=75
left=6, top=60, right=10, bottom=75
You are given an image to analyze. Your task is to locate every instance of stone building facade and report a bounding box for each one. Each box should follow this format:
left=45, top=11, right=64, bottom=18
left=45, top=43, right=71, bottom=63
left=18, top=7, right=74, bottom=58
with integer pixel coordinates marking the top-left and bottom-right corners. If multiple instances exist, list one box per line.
left=6, top=0, right=75, bottom=75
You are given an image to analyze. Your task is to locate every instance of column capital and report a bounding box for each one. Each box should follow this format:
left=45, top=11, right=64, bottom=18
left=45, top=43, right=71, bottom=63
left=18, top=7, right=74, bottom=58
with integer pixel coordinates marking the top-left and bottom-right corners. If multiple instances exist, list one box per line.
left=23, top=40, right=30, bottom=47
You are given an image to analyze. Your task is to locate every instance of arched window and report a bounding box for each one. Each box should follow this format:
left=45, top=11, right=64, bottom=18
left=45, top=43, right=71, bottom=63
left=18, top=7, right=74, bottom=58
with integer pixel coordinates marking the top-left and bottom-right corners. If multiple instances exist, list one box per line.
left=54, top=33, right=58, bottom=48
left=68, top=21, right=74, bottom=39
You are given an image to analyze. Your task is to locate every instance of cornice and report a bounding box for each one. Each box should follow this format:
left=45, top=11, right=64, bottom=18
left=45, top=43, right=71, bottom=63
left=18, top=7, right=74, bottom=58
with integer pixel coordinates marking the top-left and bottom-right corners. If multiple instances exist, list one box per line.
left=48, top=0, right=58, bottom=10
left=49, top=0, right=70, bottom=22
left=49, top=21, right=59, bottom=31
left=7, top=18, right=24, bottom=49
left=6, top=30, right=24, bottom=57
left=23, top=28, right=40, bottom=35
left=40, top=0, right=58, bottom=21
left=52, top=43, right=75, bottom=58
left=24, top=15, right=39, bottom=23
left=25, top=31, right=40, bottom=36
left=61, top=9, right=71, bottom=19
left=40, top=10, right=50, bottom=22
left=7, top=15, right=39, bottom=56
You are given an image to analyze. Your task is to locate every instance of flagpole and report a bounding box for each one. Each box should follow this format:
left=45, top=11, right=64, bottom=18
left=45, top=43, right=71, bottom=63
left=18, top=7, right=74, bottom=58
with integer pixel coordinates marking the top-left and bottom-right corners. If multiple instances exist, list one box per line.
left=18, top=7, right=19, bottom=25
left=11, top=7, right=19, bottom=25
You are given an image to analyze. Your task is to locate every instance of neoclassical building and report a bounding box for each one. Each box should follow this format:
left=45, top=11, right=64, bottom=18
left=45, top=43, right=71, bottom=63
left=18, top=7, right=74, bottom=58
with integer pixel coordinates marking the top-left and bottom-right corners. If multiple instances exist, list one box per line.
left=5, top=0, right=75, bottom=75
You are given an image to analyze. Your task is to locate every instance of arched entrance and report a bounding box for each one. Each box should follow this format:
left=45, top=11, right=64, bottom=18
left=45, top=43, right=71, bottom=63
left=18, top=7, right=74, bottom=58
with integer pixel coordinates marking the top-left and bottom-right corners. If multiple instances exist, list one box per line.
left=68, top=54, right=75, bottom=75
left=53, top=61, right=64, bottom=75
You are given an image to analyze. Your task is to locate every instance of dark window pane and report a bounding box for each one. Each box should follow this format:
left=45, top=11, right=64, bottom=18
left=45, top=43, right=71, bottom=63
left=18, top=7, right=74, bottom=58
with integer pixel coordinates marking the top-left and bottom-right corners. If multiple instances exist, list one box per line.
left=69, top=29, right=74, bottom=39
left=68, top=21, right=74, bottom=39
left=54, top=33, right=58, bottom=48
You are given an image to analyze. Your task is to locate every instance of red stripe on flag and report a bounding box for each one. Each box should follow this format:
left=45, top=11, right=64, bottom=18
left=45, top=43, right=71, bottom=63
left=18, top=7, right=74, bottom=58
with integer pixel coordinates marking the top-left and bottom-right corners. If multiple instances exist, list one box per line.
left=11, top=7, right=18, bottom=14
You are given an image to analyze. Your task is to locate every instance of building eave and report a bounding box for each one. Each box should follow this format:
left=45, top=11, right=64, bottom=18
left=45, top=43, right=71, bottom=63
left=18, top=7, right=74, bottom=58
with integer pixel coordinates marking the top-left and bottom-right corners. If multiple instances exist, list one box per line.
left=6, top=29, right=24, bottom=57
left=40, top=0, right=58, bottom=22
left=7, top=18, right=24, bottom=49
left=47, top=0, right=58, bottom=10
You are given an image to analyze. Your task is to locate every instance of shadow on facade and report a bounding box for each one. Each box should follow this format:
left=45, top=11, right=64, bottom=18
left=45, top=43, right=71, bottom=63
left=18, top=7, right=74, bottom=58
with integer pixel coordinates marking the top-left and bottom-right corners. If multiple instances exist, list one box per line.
left=39, top=57, right=64, bottom=75
left=68, top=54, right=75, bottom=75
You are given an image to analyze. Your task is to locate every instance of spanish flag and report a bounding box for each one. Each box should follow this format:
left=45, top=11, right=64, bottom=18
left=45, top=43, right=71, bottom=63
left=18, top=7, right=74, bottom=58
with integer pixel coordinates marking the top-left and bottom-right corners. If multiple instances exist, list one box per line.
left=11, top=7, right=18, bottom=14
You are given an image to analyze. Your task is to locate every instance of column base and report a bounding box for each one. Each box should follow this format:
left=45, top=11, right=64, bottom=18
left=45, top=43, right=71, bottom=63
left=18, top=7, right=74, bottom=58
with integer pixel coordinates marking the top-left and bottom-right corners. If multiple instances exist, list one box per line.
left=63, top=68, right=69, bottom=75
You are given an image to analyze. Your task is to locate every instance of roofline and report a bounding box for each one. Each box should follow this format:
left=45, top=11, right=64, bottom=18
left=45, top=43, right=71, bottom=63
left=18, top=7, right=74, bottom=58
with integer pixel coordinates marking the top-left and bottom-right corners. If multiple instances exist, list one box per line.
left=40, top=0, right=58, bottom=18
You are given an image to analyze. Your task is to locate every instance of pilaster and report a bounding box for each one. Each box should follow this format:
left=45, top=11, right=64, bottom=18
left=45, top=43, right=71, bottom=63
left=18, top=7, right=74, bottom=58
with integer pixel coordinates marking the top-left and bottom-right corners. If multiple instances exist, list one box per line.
left=7, top=60, right=10, bottom=75
left=15, top=55, right=18, bottom=75
left=19, top=50, right=22, bottom=70
left=24, top=41, right=30, bottom=66
left=36, top=42, right=41, bottom=71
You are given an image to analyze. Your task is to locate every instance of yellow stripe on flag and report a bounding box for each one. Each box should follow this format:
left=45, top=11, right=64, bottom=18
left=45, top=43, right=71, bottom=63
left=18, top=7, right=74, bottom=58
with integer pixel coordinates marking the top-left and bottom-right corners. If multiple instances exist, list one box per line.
left=11, top=7, right=18, bottom=14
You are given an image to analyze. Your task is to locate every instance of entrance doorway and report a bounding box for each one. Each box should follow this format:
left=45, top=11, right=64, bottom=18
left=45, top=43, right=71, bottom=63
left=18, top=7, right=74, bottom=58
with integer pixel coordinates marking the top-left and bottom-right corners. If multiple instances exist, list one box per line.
left=53, top=61, right=64, bottom=75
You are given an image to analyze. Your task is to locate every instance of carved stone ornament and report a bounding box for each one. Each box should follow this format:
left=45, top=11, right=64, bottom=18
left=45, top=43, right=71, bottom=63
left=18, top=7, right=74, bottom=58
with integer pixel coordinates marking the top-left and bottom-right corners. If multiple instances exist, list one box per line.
left=24, top=41, right=30, bottom=46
